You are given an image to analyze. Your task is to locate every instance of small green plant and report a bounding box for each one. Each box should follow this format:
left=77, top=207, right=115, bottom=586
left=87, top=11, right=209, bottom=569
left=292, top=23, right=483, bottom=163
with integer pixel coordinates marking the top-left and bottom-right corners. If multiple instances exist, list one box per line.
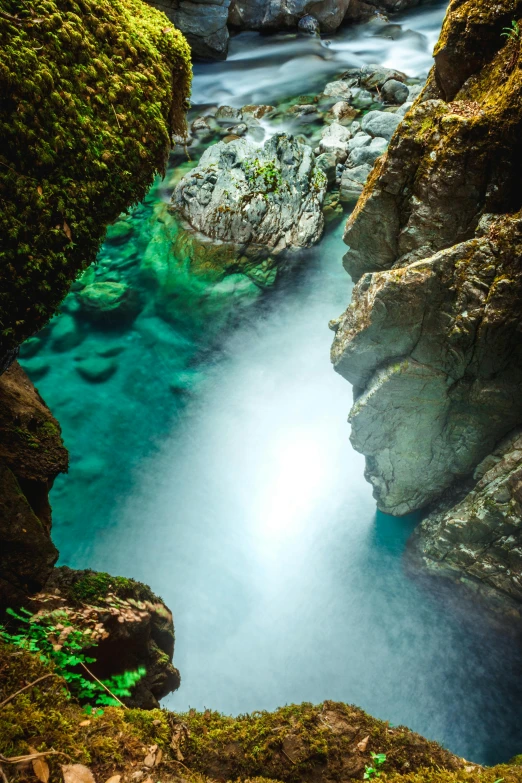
left=244, top=158, right=283, bottom=194
left=502, top=20, right=520, bottom=40
left=364, top=752, right=387, bottom=780
left=0, top=607, right=145, bottom=707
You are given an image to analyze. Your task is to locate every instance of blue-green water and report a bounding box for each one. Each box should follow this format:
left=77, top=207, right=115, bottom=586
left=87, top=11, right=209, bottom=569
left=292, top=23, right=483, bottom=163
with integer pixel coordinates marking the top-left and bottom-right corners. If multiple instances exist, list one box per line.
left=20, top=1, right=522, bottom=766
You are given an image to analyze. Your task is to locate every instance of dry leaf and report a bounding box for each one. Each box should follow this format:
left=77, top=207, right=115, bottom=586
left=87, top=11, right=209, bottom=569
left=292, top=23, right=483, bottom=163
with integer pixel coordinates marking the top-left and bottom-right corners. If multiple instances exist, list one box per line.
left=357, top=736, right=369, bottom=752
left=105, top=776, right=122, bottom=783
left=63, top=221, right=72, bottom=241
left=79, top=720, right=91, bottom=727
left=37, top=186, right=43, bottom=196
left=30, top=749, right=49, bottom=783
left=143, top=755, right=155, bottom=768
left=154, top=749, right=163, bottom=767
left=62, top=763, right=96, bottom=783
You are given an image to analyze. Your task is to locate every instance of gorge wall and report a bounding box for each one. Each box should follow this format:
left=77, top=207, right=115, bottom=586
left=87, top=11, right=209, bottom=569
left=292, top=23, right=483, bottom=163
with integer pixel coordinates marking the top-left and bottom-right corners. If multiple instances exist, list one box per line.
left=331, top=0, right=522, bottom=610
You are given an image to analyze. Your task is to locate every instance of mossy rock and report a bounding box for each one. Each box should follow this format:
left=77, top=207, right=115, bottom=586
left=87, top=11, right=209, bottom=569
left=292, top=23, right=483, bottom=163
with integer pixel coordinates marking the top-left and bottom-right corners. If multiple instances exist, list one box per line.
left=77, top=281, right=142, bottom=324
left=0, top=0, right=191, bottom=359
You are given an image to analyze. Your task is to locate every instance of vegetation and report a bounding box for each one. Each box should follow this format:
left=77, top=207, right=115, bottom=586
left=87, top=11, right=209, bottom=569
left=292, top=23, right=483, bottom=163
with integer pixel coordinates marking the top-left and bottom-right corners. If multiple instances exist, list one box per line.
left=0, top=0, right=191, bottom=357
left=0, top=607, right=146, bottom=707
left=365, top=752, right=387, bottom=780
left=244, top=158, right=283, bottom=194
left=501, top=20, right=521, bottom=41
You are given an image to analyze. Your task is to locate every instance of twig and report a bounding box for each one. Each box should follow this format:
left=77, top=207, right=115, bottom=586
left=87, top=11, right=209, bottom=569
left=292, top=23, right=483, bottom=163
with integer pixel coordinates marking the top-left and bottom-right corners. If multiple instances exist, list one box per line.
left=79, top=662, right=127, bottom=709
left=171, top=759, right=193, bottom=775
left=0, top=10, right=43, bottom=24
left=0, top=750, right=71, bottom=765
left=280, top=748, right=297, bottom=766
left=0, top=764, right=9, bottom=783
left=0, top=673, right=59, bottom=710
left=110, top=103, right=122, bottom=131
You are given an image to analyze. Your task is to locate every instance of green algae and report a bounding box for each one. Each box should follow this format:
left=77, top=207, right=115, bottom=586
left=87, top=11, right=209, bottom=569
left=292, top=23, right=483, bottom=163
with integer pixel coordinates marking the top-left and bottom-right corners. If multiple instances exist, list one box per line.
left=0, top=0, right=191, bottom=356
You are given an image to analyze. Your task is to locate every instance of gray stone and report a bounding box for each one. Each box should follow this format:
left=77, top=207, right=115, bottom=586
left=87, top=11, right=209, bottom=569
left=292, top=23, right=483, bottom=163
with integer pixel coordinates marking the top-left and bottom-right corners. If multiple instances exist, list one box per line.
left=315, top=152, right=338, bottom=185
left=350, top=87, right=374, bottom=109
left=348, top=136, right=387, bottom=167
left=381, top=78, right=409, bottom=104
left=339, top=164, right=372, bottom=202
left=361, top=110, right=401, bottom=141
left=146, top=0, right=231, bottom=60
left=323, top=81, right=353, bottom=101
left=215, top=105, right=243, bottom=122
left=171, top=134, right=327, bottom=251
left=50, top=314, right=84, bottom=353
left=319, top=122, right=351, bottom=162
left=228, top=0, right=351, bottom=34
left=298, top=14, right=320, bottom=35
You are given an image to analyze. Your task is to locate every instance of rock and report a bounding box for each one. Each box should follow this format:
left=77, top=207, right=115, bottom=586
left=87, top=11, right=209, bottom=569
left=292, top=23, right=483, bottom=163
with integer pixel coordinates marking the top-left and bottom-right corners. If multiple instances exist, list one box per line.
left=361, top=110, right=401, bottom=140
left=215, top=105, right=243, bottom=122
left=39, top=566, right=181, bottom=708
left=323, top=81, right=353, bottom=100
left=171, top=134, right=327, bottom=256
left=20, top=357, right=50, bottom=381
left=50, top=314, right=84, bottom=352
left=76, top=356, right=118, bottom=383
left=319, top=122, right=352, bottom=162
left=396, top=101, right=414, bottom=117
left=78, top=282, right=142, bottom=324
left=347, top=136, right=387, bottom=167
left=330, top=101, right=358, bottom=125
left=381, top=78, right=409, bottom=104
left=228, top=0, right=352, bottom=34
left=407, top=83, right=424, bottom=102
left=339, top=164, right=372, bottom=202
left=19, top=336, right=42, bottom=358
left=298, top=14, right=320, bottom=35
left=146, top=0, right=231, bottom=60
left=0, top=362, right=67, bottom=612
left=359, top=64, right=407, bottom=90
left=350, top=87, right=374, bottom=109
left=315, top=152, right=338, bottom=186
left=105, top=220, right=133, bottom=244
left=347, top=131, right=372, bottom=151
left=241, top=104, right=275, bottom=120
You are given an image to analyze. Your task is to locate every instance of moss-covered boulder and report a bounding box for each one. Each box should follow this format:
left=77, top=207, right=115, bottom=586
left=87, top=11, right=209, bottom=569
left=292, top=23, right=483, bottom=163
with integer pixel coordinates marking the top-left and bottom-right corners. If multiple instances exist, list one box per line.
left=0, top=0, right=191, bottom=363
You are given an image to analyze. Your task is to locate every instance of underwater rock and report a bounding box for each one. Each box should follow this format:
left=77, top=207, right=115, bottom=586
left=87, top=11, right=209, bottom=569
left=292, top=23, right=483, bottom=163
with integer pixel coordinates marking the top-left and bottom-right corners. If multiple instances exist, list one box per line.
left=39, top=566, right=181, bottom=708
left=171, top=134, right=327, bottom=273
left=0, top=363, right=67, bottom=612
left=50, top=314, right=84, bottom=353
left=78, top=282, right=142, bottom=325
left=76, top=356, right=118, bottom=383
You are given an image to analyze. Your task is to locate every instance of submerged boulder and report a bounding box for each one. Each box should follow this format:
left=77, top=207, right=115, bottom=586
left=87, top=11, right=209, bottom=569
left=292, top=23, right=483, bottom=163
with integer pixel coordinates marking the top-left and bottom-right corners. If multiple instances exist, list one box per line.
left=171, top=134, right=327, bottom=276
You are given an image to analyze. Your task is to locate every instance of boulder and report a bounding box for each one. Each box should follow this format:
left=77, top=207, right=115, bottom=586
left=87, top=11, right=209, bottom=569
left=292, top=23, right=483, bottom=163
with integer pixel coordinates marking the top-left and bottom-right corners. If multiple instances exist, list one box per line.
left=298, top=14, right=320, bottom=35
left=228, top=0, right=352, bottom=34
left=319, top=122, right=352, bottom=162
left=76, top=356, right=118, bottom=383
left=348, top=136, right=387, bottom=167
left=171, top=134, right=327, bottom=257
left=146, top=0, right=231, bottom=59
left=78, top=281, right=142, bottom=325
left=361, top=110, right=401, bottom=140
left=339, top=164, right=372, bottom=202
left=381, top=78, right=409, bottom=104
left=50, top=314, right=84, bottom=352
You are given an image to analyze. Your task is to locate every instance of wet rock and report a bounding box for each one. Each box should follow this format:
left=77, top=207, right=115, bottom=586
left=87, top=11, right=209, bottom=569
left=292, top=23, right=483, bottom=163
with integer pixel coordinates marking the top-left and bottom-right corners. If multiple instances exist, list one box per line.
left=146, top=0, right=231, bottom=60
left=361, top=109, right=401, bottom=140
left=329, top=101, right=359, bottom=125
left=76, top=356, right=118, bottom=383
left=348, top=136, right=387, bottom=167
left=315, top=152, right=338, bottom=185
left=340, top=164, right=372, bottom=202
left=323, top=80, right=353, bottom=101
left=105, top=220, right=133, bottom=245
left=171, top=134, right=327, bottom=255
left=78, top=281, right=142, bottom=324
left=298, top=14, right=320, bottom=35
left=215, top=105, right=243, bottom=122
left=319, top=122, right=352, bottom=162
left=349, top=87, right=375, bottom=109
left=381, top=78, right=409, bottom=104
left=359, top=63, right=407, bottom=90
left=241, top=104, right=275, bottom=120
left=228, top=0, right=352, bottom=34
left=21, top=357, right=50, bottom=381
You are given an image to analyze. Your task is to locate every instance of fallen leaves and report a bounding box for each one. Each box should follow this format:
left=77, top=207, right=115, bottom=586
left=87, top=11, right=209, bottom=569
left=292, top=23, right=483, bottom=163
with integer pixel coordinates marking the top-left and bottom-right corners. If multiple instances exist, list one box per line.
left=30, top=749, right=49, bottom=783
left=104, top=775, right=121, bottom=783
left=170, top=721, right=189, bottom=762
left=63, top=221, right=72, bottom=241
left=61, top=764, right=96, bottom=783
left=357, top=736, right=370, bottom=752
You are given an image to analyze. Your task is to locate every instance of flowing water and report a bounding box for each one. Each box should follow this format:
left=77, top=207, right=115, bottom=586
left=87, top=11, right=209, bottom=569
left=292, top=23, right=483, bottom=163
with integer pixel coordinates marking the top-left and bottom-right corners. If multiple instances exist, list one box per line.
left=23, top=0, right=522, bottom=766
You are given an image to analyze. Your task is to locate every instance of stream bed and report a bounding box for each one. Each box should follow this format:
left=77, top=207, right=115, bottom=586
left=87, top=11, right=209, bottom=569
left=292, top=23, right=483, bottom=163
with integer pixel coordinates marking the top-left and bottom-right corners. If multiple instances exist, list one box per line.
left=21, top=0, right=522, bottom=766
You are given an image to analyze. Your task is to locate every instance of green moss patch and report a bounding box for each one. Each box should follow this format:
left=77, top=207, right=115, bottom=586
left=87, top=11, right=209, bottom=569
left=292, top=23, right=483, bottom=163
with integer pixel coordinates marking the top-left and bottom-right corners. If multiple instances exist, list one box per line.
left=0, top=0, right=191, bottom=355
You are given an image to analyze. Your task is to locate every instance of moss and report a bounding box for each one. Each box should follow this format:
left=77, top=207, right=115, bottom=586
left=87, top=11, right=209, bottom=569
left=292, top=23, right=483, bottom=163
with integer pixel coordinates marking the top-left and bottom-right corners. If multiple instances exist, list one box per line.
left=66, top=570, right=157, bottom=605
left=0, top=0, right=191, bottom=356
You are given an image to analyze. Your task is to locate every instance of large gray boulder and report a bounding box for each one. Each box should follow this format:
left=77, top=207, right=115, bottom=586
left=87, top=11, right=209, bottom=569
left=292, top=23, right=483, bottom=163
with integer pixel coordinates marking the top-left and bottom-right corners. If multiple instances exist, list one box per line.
left=146, top=0, right=231, bottom=59
left=228, top=0, right=352, bottom=34
left=171, top=134, right=327, bottom=253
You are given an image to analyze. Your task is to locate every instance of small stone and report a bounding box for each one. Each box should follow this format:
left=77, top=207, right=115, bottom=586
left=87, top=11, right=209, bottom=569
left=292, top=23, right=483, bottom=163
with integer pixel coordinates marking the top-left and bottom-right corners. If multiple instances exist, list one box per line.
left=340, top=164, right=372, bottom=202
left=350, top=87, right=374, bottom=109
left=298, top=14, right=320, bottom=36
left=361, top=110, right=401, bottom=141
left=241, top=104, right=275, bottom=120
left=323, top=80, right=353, bottom=100
left=330, top=101, right=358, bottom=125
left=315, top=152, right=337, bottom=185
left=215, top=105, right=243, bottom=122
left=348, top=136, right=388, bottom=167
left=76, top=356, right=118, bottom=383
left=381, top=79, right=409, bottom=105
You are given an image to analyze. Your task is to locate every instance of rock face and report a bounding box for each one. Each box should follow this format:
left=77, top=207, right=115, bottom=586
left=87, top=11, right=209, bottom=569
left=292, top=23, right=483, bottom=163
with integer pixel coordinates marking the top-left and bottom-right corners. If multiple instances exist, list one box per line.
left=228, top=0, right=352, bottom=34
left=0, top=362, right=68, bottom=611
left=331, top=0, right=522, bottom=603
left=171, top=134, right=327, bottom=271
left=146, top=0, right=231, bottom=59
left=409, top=429, right=522, bottom=617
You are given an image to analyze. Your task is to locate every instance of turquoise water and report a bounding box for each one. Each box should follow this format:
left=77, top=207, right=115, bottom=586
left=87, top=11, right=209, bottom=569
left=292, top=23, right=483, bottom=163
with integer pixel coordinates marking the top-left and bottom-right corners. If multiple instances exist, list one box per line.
left=20, top=1, right=522, bottom=766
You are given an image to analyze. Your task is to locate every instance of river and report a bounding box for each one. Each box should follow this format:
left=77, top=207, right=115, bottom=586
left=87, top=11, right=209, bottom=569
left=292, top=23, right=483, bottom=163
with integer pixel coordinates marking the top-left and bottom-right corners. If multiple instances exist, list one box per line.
left=22, top=0, right=522, bottom=766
